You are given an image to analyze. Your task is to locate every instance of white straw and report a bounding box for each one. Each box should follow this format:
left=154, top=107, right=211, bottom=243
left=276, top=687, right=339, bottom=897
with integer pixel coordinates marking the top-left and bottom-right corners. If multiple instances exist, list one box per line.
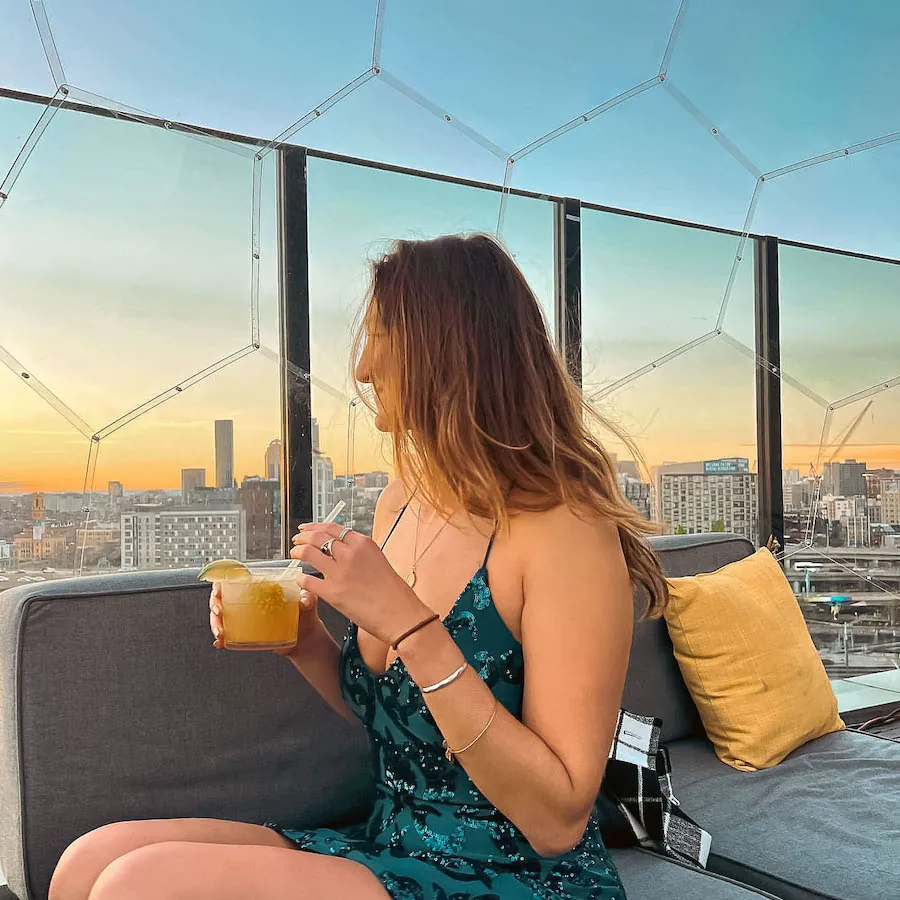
left=283, top=500, right=346, bottom=575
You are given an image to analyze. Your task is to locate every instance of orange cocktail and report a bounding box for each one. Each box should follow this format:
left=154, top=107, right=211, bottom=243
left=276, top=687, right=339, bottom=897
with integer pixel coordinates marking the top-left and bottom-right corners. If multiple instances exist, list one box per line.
left=218, top=569, right=302, bottom=651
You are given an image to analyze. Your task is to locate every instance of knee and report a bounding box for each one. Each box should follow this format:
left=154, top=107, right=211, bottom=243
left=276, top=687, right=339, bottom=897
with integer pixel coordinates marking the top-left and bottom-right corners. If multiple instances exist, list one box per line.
left=50, top=823, right=136, bottom=900
left=87, top=843, right=177, bottom=900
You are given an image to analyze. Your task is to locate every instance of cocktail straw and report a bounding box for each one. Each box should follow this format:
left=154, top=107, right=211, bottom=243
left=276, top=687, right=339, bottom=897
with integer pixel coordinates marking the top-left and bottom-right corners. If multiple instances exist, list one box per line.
left=282, top=500, right=346, bottom=576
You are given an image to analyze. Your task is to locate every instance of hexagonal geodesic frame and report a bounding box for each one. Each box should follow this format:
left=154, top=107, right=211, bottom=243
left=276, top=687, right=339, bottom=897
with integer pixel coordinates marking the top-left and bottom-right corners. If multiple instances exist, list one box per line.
left=2, top=0, right=898, bottom=577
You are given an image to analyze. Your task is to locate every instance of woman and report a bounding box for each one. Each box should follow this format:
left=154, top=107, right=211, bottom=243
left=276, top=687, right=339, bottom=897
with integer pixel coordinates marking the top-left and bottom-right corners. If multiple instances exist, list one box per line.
left=49, top=234, right=667, bottom=900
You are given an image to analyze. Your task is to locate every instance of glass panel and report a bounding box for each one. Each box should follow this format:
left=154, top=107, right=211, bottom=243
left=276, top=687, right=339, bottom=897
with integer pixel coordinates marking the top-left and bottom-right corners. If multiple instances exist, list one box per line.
left=581, top=206, right=759, bottom=542
left=381, top=0, right=679, bottom=152
left=514, top=85, right=759, bottom=235
left=587, top=335, right=759, bottom=543
left=80, top=351, right=286, bottom=574
left=293, top=77, right=507, bottom=186
left=0, top=0, right=56, bottom=94
left=1, top=95, right=281, bottom=591
left=307, top=156, right=555, bottom=535
left=780, top=245, right=900, bottom=678
left=671, top=2, right=900, bottom=173
left=37, top=0, right=374, bottom=137
left=754, top=142, right=900, bottom=261
left=779, top=245, right=900, bottom=400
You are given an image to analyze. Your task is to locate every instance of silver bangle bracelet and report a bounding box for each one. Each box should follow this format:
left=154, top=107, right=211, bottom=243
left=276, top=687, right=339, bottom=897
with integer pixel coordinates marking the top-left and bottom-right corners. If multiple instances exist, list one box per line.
left=420, top=662, right=469, bottom=694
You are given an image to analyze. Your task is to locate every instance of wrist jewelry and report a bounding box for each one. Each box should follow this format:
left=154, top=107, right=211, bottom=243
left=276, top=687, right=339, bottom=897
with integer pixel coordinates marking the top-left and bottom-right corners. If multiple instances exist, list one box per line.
left=390, top=612, right=440, bottom=651
left=443, top=700, right=498, bottom=764
left=420, top=662, right=468, bottom=694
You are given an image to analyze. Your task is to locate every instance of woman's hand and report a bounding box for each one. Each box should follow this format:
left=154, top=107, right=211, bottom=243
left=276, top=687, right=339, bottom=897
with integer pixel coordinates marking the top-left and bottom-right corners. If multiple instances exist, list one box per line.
left=290, top=523, right=429, bottom=644
left=208, top=581, right=324, bottom=656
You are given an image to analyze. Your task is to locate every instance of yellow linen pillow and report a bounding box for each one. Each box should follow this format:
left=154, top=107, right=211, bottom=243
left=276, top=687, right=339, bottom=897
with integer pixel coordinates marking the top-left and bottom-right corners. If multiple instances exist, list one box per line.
left=665, top=548, right=844, bottom=772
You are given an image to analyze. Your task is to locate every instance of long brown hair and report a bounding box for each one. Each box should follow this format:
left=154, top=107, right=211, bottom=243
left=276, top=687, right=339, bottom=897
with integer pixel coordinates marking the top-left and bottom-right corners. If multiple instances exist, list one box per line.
left=351, top=233, right=668, bottom=619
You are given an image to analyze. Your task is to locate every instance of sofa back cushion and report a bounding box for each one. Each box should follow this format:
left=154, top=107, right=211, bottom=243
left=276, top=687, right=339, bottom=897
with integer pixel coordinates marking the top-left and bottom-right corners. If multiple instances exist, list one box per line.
left=622, top=534, right=756, bottom=743
left=0, top=572, right=372, bottom=900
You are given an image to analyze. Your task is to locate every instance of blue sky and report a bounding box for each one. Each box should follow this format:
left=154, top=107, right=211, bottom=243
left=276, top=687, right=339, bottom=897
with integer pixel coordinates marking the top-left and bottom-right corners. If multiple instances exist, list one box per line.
left=2, top=0, right=899, bottom=256
left=1, top=0, right=899, bottom=491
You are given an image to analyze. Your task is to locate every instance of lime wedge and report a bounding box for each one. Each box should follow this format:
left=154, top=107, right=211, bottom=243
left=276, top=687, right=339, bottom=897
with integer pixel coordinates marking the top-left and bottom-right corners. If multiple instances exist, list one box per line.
left=198, top=558, right=251, bottom=582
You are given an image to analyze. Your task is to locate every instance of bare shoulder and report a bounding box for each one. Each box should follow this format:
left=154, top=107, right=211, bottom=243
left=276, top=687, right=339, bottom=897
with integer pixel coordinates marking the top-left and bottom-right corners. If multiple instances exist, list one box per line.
left=508, top=502, right=624, bottom=565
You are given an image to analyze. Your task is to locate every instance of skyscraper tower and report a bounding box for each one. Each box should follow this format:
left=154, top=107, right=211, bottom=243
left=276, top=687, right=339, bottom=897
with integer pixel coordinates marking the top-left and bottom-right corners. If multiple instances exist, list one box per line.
left=265, top=439, right=282, bottom=482
left=215, top=420, right=235, bottom=489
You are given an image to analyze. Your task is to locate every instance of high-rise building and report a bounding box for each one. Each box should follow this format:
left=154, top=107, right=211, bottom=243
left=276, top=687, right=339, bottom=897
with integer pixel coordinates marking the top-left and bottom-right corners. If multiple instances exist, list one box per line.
left=313, top=453, right=335, bottom=522
left=782, top=469, right=800, bottom=487
left=215, top=420, right=235, bottom=489
left=866, top=469, right=900, bottom=500
left=353, top=471, right=390, bottom=489
left=240, top=476, right=280, bottom=560
left=616, top=461, right=642, bottom=481
left=108, top=481, right=124, bottom=501
left=121, top=506, right=246, bottom=570
left=311, top=418, right=320, bottom=453
left=785, top=479, right=818, bottom=514
left=882, top=490, right=900, bottom=525
left=31, top=493, right=45, bottom=541
left=181, top=468, right=206, bottom=503
left=265, top=439, right=282, bottom=482
left=619, top=475, right=651, bottom=520
left=838, top=460, right=867, bottom=498
left=658, top=459, right=758, bottom=542
left=823, top=459, right=867, bottom=498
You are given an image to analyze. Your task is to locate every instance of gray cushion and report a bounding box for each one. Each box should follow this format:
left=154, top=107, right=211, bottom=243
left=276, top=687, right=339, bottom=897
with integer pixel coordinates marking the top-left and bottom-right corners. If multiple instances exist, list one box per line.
left=612, top=848, right=781, bottom=899
left=0, top=574, right=372, bottom=900
left=667, top=731, right=900, bottom=900
left=624, top=533, right=755, bottom=743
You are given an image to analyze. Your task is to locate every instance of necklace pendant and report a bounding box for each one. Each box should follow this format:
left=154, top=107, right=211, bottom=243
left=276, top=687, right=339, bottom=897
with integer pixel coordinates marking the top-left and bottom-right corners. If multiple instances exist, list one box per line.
left=443, top=741, right=455, bottom=764
left=406, top=568, right=417, bottom=588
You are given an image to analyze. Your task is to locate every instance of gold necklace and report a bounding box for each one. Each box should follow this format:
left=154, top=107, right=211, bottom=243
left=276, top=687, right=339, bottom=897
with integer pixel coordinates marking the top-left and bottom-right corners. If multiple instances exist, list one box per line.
left=406, top=500, right=452, bottom=588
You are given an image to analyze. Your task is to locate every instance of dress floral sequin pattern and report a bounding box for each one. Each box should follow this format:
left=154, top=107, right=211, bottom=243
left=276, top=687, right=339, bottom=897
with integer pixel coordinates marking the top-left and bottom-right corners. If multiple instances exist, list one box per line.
left=263, top=506, right=626, bottom=899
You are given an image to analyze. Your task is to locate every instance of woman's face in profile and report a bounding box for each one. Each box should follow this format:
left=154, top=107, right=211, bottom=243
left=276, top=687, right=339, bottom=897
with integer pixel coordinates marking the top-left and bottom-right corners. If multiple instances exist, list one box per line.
left=355, top=319, right=390, bottom=432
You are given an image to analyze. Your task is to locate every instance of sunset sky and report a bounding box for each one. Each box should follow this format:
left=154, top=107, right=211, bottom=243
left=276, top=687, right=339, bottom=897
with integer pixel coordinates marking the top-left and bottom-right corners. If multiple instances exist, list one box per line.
left=2, top=2, right=899, bottom=495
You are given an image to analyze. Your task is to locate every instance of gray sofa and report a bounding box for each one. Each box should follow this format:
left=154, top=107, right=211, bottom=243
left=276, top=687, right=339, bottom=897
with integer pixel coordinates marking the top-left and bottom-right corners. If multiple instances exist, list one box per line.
left=1, top=534, right=897, bottom=900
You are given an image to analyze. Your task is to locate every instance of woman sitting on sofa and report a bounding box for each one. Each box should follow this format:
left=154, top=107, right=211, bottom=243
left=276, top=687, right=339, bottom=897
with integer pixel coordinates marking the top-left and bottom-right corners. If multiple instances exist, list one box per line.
left=49, top=233, right=668, bottom=900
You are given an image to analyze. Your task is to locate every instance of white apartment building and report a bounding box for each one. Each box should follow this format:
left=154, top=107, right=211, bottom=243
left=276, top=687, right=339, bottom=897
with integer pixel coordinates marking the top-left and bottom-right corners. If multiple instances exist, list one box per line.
left=659, top=471, right=758, bottom=542
left=121, top=507, right=246, bottom=570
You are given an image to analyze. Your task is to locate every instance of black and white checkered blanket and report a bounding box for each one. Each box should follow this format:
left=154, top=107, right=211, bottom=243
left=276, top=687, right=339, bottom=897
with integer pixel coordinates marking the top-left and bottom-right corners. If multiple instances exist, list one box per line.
left=601, top=709, right=711, bottom=868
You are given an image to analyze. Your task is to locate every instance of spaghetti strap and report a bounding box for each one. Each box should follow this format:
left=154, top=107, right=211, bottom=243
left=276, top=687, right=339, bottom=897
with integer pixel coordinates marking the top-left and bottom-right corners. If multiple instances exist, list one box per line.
left=379, top=500, right=410, bottom=551
left=480, top=524, right=497, bottom=569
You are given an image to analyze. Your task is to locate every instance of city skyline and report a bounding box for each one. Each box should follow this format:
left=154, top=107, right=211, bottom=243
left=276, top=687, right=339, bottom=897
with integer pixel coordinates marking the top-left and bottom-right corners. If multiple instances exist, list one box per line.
left=2, top=88, right=899, bottom=494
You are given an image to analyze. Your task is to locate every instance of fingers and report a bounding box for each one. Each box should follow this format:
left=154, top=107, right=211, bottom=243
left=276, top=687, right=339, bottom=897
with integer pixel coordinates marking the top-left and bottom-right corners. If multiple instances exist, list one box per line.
left=290, top=541, right=337, bottom=572
left=295, top=521, right=358, bottom=543
left=209, top=610, right=224, bottom=648
left=299, top=588, right=316, bottom=610
left=298, top=572, right=330, bottom=600
left=208, top=584, right=224, bottom=648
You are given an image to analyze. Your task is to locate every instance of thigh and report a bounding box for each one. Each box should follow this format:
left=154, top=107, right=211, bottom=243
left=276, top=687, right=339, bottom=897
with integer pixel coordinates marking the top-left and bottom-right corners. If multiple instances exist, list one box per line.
left=51, top=817, right=294, bottom=900
left=88, top=840, right=391, bottom=900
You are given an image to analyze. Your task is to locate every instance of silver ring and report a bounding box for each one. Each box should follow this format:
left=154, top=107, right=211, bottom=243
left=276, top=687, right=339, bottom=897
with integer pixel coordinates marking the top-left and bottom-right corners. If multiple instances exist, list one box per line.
left=338, top=526, right=352, bottom=542
left=321, top=538, right=336, bottom=558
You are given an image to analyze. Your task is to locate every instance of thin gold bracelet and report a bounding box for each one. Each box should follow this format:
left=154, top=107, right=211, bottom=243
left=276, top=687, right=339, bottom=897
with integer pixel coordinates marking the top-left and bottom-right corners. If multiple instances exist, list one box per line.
left=442, top=700, right=498, bottom=764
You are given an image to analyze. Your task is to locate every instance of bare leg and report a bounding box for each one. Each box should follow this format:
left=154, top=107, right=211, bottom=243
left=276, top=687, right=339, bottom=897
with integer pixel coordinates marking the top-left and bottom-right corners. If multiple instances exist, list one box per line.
left=49, top=817, right=296, bottom=900
left=87, top=840, right=390, bottom=900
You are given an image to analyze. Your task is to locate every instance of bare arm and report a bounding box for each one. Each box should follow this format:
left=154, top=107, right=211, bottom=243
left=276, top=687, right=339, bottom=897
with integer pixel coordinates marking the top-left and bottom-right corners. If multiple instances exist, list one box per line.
left=398, top=505, right=633, bottom=857
left=282, top=480, right=407, bottom=720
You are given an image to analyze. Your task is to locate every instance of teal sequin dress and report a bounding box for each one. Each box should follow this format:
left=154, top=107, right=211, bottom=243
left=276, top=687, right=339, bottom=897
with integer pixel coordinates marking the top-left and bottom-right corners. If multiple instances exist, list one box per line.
left=264, top=504, right=626, bottom=899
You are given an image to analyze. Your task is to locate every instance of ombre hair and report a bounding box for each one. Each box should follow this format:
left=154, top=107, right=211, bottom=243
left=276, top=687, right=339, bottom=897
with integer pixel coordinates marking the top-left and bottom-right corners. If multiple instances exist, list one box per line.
left=351, top=233, right=668, bottom=619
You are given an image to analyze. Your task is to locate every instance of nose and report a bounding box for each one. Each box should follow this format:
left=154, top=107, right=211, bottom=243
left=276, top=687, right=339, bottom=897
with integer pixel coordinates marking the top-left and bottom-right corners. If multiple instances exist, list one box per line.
left=355, top=345, right=372, bottom=385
